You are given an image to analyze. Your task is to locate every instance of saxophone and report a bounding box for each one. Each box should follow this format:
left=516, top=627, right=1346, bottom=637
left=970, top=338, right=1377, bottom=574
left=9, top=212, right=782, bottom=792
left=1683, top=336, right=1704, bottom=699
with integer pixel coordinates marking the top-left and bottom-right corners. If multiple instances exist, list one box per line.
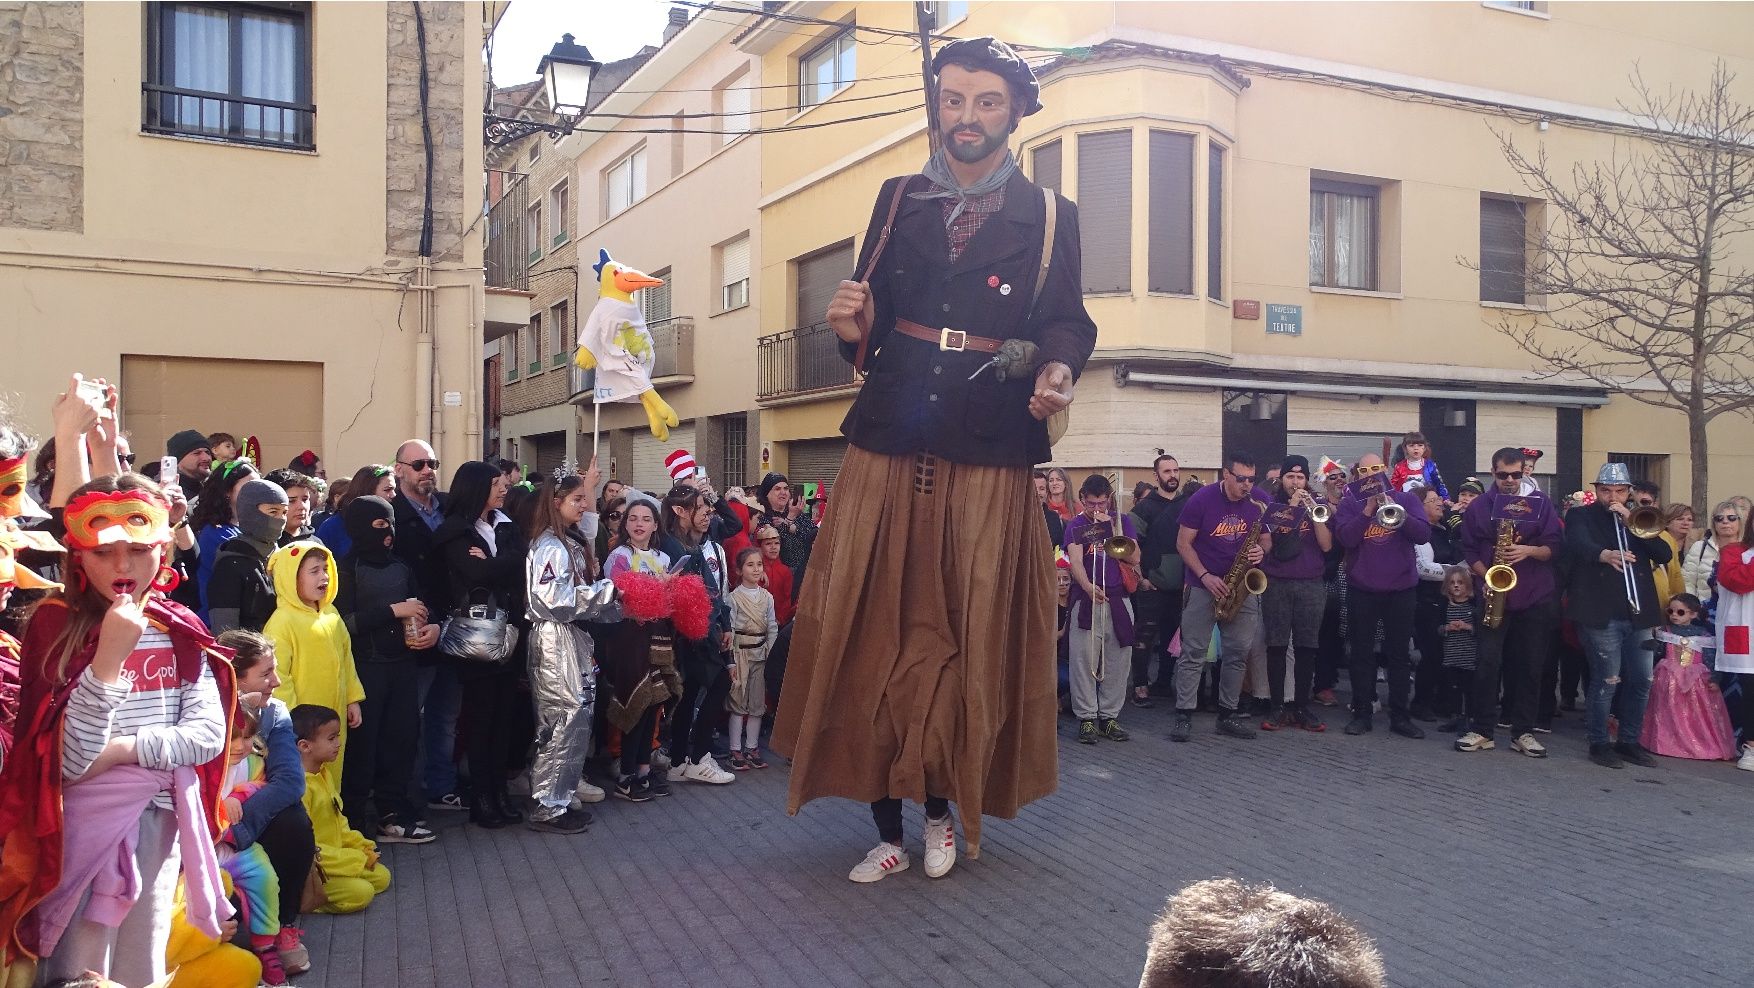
left=1481, top=519, right=1520, bottom=629
left=1214, top=512, right=1268, bottom=622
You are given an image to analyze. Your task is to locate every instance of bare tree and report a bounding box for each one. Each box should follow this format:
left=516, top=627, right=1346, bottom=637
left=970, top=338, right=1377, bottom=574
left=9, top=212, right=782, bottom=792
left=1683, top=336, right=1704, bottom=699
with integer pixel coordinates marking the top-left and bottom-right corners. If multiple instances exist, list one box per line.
left=1481, top=61, right=1754, bottom=504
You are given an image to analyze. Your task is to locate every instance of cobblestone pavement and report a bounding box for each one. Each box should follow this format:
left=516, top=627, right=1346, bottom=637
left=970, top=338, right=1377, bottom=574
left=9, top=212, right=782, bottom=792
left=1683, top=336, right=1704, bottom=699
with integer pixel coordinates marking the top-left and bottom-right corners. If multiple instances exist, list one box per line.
left=296, top=696, right=1753, bottom=988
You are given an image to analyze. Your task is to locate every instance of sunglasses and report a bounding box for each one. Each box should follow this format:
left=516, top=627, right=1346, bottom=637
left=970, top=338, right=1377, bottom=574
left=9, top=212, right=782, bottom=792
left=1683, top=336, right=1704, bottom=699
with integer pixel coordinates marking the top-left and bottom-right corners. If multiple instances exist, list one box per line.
left=1229, top=473, right=1257, bottom=486
left=604, top=511, right=623, bottom=522
left=398, top=458, right=440, bottom=472
left=1494, top=470, right=1525, bottom=480
left=120, top=453, right=137, bottom=466
left=1667, top=607, right=1693, bottom=616
left=1715, top=514, right=1741, bottom=523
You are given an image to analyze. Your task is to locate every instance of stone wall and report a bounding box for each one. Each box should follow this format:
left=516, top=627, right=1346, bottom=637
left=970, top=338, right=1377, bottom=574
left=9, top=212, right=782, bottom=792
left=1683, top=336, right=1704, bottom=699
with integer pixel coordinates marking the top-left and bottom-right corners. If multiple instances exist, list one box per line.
left=503, top=364, right=571, bottom=415
left=385, top=1, right=465, bottom=257
left=0, top=1, right=83, bottom=232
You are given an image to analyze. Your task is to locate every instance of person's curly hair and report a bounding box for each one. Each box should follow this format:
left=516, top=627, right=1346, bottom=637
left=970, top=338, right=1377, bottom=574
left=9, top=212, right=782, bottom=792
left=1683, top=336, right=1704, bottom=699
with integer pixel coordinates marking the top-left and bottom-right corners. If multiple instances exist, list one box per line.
left=1138, top=879, right=1385, bottom=988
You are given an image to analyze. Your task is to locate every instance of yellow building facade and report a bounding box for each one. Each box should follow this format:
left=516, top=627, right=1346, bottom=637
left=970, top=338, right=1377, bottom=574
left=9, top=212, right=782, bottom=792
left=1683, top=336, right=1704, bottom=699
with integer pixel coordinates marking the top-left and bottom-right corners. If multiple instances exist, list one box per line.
left=748, top=1, right=1754, bottom=506
left=1, top=2, right=492, bottom=474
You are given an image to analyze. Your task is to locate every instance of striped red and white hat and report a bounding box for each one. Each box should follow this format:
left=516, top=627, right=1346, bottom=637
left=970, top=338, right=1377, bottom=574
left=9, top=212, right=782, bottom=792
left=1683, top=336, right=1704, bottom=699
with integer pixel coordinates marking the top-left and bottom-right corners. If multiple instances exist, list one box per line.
left=665, top=448, right=699, bottom=483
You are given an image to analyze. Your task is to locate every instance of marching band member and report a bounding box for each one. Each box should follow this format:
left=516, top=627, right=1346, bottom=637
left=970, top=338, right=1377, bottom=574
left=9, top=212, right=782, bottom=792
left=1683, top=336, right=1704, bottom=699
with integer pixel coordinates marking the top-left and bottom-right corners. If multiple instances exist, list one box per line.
left=1064, top=475, right=1137, bottom=744
left=1455, top=448, right=1563, bottom=757
left=1259, top=456, right=1331, bottom=732
left=1334, top=454, right=1431, bottom=739
left=1171, top=451, right=1273, bottom=742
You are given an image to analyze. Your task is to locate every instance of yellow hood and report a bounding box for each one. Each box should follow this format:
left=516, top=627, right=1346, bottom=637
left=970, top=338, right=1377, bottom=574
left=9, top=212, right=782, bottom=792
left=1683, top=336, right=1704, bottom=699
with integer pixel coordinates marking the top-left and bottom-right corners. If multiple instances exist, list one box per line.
left=267, top=540, right=337, bottom=614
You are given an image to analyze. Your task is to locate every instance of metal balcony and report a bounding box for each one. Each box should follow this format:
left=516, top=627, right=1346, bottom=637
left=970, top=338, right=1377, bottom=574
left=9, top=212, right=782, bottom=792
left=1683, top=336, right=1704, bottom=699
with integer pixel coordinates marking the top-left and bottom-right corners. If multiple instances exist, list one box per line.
left=486, top=171, right=530, bottom=291
left=756, top=322, right=858, bottom=402
left=571, top=316, right=695, bottom=403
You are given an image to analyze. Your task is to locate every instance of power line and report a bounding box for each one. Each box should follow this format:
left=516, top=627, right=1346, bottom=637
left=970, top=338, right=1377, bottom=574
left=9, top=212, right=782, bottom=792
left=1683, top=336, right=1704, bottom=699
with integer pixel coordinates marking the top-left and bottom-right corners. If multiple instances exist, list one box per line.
left=568, top=86, right=919, bottom=122
left=484, top=102, right=925, bottom=138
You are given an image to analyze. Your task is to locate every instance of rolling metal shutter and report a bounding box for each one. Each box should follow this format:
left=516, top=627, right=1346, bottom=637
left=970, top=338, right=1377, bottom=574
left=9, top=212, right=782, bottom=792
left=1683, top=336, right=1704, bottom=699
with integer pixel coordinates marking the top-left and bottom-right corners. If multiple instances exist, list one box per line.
left=1032, top=139, right=1061, bottom=194
left=785, top=437, right=848, bottom=490
left=1148, top=130, right=1194, bottom=295
left=795, top=241, right=853, bottom=328
left=1078, top=130, right=1132, bottom=293
left=625, top=422, right=696, bottom=494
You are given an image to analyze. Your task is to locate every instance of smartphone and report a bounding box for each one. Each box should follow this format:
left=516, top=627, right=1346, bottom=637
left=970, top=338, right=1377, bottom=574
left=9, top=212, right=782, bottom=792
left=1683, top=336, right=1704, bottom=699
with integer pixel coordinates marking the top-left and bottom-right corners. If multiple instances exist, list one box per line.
left=159, top=456, right=178, bottom=488
left=76, top=378, right=106, bottom=408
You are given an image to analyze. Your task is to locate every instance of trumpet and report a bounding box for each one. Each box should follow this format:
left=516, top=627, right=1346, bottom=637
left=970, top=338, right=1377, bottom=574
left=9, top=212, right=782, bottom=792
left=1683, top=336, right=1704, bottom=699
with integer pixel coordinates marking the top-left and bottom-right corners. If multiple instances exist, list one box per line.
left=1375, top=500, right=1406, bottom=530
left=1294, top=488, right=1331, bottom=525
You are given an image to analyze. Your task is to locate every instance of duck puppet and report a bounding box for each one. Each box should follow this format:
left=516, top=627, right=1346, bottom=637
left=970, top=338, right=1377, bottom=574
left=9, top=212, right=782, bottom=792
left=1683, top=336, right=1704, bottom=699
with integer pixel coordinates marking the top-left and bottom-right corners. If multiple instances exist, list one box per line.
left=575, top=248, right=681, bottom=441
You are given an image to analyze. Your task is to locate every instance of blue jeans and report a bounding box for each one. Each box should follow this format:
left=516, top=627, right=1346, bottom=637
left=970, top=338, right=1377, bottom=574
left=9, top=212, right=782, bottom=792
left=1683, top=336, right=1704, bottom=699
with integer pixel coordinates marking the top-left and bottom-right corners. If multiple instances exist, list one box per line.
left=1579, top=620, right=1653, bottom=747
left=416, top=663, right=461, bottom=800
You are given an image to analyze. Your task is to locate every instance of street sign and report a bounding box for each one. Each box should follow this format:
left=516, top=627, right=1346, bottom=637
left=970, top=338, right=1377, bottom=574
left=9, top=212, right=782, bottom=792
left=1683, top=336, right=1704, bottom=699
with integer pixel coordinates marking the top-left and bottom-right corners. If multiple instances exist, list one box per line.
left=1265, top=303, right=1302, bottom=336
left=1233, top=299, right=1260, bottom=320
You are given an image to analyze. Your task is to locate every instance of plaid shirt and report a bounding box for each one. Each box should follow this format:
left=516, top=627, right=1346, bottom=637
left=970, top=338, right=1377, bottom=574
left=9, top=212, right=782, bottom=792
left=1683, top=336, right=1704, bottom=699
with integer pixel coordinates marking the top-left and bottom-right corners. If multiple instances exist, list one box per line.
left=940, top=186, right=1006, bottom=263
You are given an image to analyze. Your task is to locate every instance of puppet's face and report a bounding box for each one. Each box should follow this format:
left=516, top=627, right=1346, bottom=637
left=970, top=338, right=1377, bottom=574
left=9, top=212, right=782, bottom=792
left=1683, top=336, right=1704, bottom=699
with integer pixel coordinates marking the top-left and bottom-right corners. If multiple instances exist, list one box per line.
left=937, top=63, right=1015, bottom=164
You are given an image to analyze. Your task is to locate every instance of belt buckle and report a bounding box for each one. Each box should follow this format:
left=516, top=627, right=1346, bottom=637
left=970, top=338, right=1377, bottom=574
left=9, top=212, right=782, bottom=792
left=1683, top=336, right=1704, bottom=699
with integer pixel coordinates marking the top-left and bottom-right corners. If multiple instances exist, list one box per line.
left=939, top=327, right=967, bottom=352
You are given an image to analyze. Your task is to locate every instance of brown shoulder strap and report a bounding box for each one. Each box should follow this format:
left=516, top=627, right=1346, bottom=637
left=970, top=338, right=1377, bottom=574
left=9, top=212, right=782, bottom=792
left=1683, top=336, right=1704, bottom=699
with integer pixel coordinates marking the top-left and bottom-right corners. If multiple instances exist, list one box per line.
left=853, top=176, right=916, bottom=374
left=1025, top=187, right=1057, bottom=320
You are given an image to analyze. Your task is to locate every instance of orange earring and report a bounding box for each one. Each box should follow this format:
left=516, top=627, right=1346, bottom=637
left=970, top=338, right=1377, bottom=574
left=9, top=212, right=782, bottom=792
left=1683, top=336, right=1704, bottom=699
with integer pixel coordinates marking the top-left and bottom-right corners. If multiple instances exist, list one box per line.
left=151, top=566, right=180, bottom=593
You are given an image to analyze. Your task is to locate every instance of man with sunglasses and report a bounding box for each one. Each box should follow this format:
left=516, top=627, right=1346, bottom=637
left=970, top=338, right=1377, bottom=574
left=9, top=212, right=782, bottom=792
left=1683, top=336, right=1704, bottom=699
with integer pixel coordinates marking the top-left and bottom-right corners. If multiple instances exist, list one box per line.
left=1562, top=462, right=1673, bottom=769
left=1455, top=447, right=1564, bottom=757
left=1334, top=453, right=1432, bottom=738
left=390, top=439, right=462, bottom=810
left=1171, top=451, right=1274, bottom=741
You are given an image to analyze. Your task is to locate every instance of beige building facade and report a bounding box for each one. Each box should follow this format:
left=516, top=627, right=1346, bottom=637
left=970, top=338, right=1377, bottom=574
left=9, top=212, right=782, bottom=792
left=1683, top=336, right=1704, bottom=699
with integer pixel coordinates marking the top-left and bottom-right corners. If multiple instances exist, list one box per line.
left=1, top=1, right=492, bottom=475
left=484, top=8, right=766, bottom=494
left=746, top=1, right=1754, bottom=507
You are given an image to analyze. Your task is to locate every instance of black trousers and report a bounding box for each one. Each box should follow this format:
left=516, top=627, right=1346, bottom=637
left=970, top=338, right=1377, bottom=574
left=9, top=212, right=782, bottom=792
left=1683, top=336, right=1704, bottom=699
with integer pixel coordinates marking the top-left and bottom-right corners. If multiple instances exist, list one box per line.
left=460, top=663, right=521, bottom=801
left=669, top=662, right=732, bottom=763
left=255, top=800, right=316, bottom=928
left=343, top=657, right=421, bottom=829
left=1316, top=584, right=1344, bottom=691
left=1266, top=645, right=1321, bottom=708
left=620, top=705, right=661, bottom=777
left=871, top=795, right=951, bottom=844
left=1129, top=589, right=1164, bottom=690
left=1559, top=635, right=1589, bottom=705
left=1440, top=667, right=1475, bottom=723
left=1412, top=593, right=1447, bottom=712
left=1469, top=597, right=1558, bottom=739
left=1146, top=590, right=1183, bottom=689
left=765, top=621, right=793, bottom=725
left=1347, top=588, right=1415, bottom=719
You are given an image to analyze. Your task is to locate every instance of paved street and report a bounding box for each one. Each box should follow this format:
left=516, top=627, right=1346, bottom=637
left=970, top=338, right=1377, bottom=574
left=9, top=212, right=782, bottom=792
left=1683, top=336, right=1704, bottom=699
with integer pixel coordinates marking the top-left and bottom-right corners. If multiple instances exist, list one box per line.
left=295, top=695, right=1753, bottom=988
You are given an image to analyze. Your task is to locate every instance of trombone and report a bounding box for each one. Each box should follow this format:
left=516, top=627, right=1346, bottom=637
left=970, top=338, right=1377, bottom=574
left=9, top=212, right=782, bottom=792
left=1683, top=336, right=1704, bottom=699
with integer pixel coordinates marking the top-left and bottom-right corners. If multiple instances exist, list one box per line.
left=1086, top=516, right=1139, bottom=685
left=1613, top=504, right=1663, bottom=612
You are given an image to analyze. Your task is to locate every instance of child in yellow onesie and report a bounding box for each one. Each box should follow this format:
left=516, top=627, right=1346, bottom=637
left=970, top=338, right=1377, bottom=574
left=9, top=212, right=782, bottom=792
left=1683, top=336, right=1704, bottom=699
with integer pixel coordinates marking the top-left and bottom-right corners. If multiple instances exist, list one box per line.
left=267, top=542, right=364, bottom=791
left=164, top=872, right=262, bottom=988
left=291, top=703, right=390, bottom=914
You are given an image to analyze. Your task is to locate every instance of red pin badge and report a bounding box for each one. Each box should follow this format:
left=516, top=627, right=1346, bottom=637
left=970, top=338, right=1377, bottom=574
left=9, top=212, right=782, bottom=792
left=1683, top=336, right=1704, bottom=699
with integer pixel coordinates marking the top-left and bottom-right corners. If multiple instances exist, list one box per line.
left=987, top=275, right=1000, bottom=288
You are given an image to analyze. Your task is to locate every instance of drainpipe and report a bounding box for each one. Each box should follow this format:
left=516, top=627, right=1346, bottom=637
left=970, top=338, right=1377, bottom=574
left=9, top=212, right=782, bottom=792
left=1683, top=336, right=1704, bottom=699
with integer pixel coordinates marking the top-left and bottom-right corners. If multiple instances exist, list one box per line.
left=414, top=257, right=435, bottom=444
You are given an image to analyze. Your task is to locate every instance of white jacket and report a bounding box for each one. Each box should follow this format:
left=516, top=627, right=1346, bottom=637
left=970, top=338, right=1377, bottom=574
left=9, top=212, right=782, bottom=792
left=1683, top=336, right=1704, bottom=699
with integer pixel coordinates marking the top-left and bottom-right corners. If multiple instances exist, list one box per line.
left=1682, top=536, right=1720, bottom=600
left=1714, top=545, right=1754, bottom=675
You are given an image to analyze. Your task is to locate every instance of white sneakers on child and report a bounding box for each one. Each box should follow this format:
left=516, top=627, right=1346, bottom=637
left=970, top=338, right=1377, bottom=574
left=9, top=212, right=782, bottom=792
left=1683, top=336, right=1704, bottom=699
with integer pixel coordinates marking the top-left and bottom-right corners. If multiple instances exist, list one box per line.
left=679, top=754, right=736, bottom=784
left=573, top=781, right=606, bottom=804
left=1738, top=744, right=1754, bottom=772
left=848, top=842, right=910, bottom=883
left=923, top=814, right=958, bottom=879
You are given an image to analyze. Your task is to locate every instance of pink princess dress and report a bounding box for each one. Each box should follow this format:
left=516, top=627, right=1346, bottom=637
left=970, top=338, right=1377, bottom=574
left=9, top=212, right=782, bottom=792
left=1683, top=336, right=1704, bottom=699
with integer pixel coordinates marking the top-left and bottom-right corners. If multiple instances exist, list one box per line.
left=1642, top=630, right=1736, bottom=759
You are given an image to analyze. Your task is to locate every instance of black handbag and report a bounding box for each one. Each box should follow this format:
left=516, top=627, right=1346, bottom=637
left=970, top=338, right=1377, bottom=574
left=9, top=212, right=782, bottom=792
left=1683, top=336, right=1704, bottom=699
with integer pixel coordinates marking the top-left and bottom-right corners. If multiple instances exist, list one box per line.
left=439, top=588, right=519, bottom=664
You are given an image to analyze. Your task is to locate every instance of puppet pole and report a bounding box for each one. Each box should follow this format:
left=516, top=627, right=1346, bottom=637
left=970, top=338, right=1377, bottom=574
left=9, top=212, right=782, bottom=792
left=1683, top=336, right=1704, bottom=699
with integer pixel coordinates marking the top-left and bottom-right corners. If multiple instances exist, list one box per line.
left=915, top=2, right=939, bottom=156
left=591, top=394, right=602, bottom=461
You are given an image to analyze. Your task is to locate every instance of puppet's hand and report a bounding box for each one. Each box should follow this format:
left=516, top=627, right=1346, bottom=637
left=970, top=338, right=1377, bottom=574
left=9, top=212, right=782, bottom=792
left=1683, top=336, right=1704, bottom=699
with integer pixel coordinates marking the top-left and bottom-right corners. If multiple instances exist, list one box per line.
left=573, top=346, right=598, bottom=371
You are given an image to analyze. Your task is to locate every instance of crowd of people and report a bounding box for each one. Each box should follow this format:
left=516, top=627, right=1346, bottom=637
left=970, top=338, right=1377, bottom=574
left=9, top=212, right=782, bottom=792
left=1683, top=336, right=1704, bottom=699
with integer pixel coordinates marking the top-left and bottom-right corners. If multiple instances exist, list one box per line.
left=1, top=375, right=1749, bottom=988
left=1046, top=434, right=1754, bottom=773
left=0, top=377, right=821, bottom=987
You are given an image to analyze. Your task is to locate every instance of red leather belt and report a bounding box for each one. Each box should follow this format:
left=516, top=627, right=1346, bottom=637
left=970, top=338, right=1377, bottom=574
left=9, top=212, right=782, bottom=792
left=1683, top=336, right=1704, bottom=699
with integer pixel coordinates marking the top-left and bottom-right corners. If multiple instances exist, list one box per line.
left=893, top=318, right=1004, bottom=355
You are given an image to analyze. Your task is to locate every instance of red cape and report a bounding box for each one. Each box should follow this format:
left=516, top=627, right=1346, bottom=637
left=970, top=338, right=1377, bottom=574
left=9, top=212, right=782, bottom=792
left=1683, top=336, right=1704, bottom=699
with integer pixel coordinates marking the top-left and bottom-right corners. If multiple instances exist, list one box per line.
left=0, top=595, right=235, bottom=963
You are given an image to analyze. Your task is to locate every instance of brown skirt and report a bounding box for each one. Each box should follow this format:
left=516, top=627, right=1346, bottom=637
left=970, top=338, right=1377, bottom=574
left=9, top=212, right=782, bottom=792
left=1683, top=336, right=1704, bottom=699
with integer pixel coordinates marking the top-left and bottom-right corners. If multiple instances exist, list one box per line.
left=770, top=447, right=1058, bottom=856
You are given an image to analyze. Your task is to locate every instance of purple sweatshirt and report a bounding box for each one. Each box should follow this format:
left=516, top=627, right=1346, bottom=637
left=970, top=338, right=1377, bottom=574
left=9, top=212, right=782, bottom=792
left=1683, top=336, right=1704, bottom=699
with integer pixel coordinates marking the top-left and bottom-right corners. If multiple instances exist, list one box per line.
left=1460, top=487, right=1562, bottom=611
left=1260, top=500, right=1327, bottom=581
left=1335, top=488, right=1431, bottom=593
left=1177, top=482, right=1269, bottom=588
left=1064, top=512, right=1138, bottom=646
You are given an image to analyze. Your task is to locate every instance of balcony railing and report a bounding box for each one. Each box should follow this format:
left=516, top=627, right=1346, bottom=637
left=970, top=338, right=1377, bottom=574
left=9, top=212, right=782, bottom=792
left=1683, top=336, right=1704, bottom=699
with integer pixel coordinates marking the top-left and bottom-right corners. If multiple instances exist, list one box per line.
left=571, top=316, right=695, bottom=403
left=142, top=84, right=315, bottom=150
left=757, top=323, right=857, bottom=402
left=486, top=171, right=530, bottom=291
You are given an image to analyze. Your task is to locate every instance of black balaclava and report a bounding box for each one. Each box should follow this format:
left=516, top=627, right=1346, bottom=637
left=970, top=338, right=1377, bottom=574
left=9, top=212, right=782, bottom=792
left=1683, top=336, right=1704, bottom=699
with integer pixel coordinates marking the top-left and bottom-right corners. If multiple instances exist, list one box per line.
left=345, top=495, right=396, bottom=563
left=235, top=480, right=289, bottom=558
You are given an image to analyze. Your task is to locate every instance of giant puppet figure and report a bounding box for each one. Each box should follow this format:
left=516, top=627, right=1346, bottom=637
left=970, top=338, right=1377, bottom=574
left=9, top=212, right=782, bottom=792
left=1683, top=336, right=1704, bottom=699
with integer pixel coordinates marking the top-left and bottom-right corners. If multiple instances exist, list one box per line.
left=574, top=248, right=681, bottom=442
left=770, top=38, right=1096, bottom=883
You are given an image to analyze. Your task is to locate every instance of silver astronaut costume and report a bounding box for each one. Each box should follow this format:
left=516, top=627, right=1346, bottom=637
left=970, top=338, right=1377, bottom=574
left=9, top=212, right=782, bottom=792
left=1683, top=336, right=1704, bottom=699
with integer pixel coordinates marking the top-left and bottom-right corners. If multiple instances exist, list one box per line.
left=525, top=522, right=620, bottom=822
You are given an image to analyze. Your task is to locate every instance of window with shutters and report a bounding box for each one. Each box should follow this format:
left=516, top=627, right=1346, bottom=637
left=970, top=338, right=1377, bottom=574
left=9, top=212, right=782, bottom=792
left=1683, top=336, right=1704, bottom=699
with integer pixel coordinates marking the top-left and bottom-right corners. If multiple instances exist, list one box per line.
left=1309, top=179, right=1379, bottom=290
left=799, top=28, right=855, bottom=108
left=718, top=414, right=748, bottom=486
left=504, top=327, right=519, bottom=382
left=526, top=201, right=543, bottom=262
left=527, top=313, right=543, bottom=376
left=1480, top=195, right=1530, bottom=304
left=606, top=146, right=647, bottom=218
left=548, top=180, right=569, bottom=247
left=1078, top=131, right=1132, bottom=294
left=1032, top=140, right=1061, bottom=195
left=1147, top=130, right=1194, bottom=295
left=1208, top=143, right=1225, bottom=300
left=143, top=2, right=315, bottom=150
left=718, top=233, right=751, bottom=313
left=795, top=241, right=853, bottom=328
left=641, top=268, right=673, bottom=325
left=716, top=68, right=752, bottom=145
left=549, top=300, right=569, bottom=367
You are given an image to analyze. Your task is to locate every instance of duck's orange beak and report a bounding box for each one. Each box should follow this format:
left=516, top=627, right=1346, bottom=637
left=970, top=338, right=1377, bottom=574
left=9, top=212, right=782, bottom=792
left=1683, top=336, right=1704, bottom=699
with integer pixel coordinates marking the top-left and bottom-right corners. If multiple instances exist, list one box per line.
left=613, top=267, right=665, bottom=294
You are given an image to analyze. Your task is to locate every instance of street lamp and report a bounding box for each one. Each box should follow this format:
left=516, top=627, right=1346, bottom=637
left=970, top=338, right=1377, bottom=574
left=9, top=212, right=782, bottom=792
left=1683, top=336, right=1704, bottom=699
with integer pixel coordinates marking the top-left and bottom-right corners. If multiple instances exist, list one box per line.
left=484, top=33, right=602, bottom=147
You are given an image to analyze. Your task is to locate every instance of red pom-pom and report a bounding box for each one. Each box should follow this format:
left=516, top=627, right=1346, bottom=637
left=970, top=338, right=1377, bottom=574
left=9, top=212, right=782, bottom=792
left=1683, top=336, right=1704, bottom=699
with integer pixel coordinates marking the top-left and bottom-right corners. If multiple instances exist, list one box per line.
left=613, top=571, right=670, bottom=623
left=669, top=573, right=711, bottom=641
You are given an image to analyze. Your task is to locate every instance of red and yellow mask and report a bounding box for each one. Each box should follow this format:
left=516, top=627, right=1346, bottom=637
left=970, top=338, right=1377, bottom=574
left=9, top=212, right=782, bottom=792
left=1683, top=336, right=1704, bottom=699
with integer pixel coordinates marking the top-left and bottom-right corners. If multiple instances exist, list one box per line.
left=0, top=454, right=46, bottom=521
left=63, top=489, right=172, bottom=550
left=0, top=520, right=62, bottom=591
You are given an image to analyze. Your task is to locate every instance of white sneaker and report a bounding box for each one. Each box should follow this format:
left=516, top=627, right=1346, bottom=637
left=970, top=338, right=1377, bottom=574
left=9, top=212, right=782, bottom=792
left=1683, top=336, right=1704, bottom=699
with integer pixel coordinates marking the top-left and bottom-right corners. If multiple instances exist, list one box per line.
left=574, top=781, right=606, bottom=804
left=681, top=754, right=736, bottom=784
left=848, top=842, right=910, bottom=883
left=665, top=763, right=690, bottom=783
left=1738, top=745, right=1754, bottom=772
left=923, top=814, right=957, bottom=879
